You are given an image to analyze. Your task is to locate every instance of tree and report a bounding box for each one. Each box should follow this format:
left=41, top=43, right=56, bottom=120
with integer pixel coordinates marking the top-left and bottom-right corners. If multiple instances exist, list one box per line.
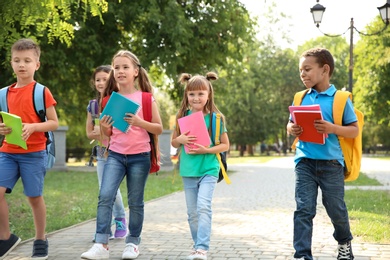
left=0, top=0, right=107, bottom=51
left=0, top=0, right=257, bottom=152
left=215, top=41, right=302, bottom=155
left=353, top=17, right=390, bottom=148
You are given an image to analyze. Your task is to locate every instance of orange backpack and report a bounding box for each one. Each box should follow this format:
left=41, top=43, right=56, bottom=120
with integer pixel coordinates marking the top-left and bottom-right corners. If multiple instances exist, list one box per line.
left=292, top=89, right=364, bottom=181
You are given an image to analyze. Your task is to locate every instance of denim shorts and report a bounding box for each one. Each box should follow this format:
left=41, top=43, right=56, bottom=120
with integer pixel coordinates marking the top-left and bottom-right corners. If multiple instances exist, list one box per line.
left=0, top=151, right=47, bottom=196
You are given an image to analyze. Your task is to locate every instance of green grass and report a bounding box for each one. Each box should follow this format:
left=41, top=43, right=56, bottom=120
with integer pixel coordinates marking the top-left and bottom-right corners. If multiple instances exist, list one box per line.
left=345, top=172, right=382, bottom=186
left=343, top=171, right=389, bottom=243
left=346, top=190, right=390, bottom=243
left=8, top=169, right=183, bottom=240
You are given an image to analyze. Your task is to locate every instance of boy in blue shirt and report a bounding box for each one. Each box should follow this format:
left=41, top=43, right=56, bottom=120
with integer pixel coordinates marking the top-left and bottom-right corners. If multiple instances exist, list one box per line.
left=287, top=48, right=358, bottom=260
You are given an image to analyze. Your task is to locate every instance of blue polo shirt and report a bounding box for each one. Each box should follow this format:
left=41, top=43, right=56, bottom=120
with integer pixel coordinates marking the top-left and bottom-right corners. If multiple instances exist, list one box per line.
left=291, top=85, right=357, bottom=166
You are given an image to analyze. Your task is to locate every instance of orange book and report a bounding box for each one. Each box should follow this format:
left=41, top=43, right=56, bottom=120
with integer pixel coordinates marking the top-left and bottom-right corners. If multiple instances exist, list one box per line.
left=178, top=111, right=211, bottom=153
left=292, top=110, right=325, bottom=144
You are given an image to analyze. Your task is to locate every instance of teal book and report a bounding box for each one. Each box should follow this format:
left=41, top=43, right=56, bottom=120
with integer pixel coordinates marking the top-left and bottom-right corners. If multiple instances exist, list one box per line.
left=100, top=92, right=141, bottom=133
left=0, top=111, right=27, bottom=149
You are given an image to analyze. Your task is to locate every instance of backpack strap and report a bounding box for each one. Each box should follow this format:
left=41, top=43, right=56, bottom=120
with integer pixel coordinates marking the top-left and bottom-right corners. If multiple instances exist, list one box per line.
left=212, top=113, right=231, bottom=184
left=333, top=90, right=351, bottom=127
left=291, top=89, right=309, bottom=150
left=141, top=92, right=160, bottom=173
left=293, top=89, right=309, bottom=107
left=142, top=92, right=152, bottom=122
left=211, top=113, right=219, bottom=145
left=0, top=87, right=9, bottom=146
left=33, top=82, right=47, bottom=122
left=0, top=87, right=10, bottom=112
left=33, top=82, right=52, bottom=145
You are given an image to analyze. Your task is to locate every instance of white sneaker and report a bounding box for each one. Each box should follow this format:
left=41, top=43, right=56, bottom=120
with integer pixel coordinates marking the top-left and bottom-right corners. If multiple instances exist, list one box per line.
left=122, top=243, right=139, bottom=259
left=81, top=243, right=109, bottom=259
left=186, top=249, right=207, bottom=260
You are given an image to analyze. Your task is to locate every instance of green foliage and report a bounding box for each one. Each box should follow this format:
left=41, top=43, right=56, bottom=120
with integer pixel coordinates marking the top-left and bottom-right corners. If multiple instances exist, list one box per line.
left=345, top=172, right=382, bottom=186
left=1, top=0, right=389, bottom=153
left=354, top=17, right=390, bottom=148
left=0, top=0, right=107, bottom=52
left=217, top=42, right=301, bottom=148
left=346, top=189, right=390, bottom=243
left=0, top=0, right=256, bottom=151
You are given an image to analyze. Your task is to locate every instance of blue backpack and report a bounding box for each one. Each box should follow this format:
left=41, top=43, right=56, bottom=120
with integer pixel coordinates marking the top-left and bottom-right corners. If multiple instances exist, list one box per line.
left=0, top=82, right=55, bottom=169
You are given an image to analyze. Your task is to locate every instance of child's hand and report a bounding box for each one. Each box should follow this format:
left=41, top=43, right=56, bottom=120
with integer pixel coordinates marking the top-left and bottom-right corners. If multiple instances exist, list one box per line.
left=100, top=115, right=113, bottom=129
left=21, top=123, right=36, bottom=141
left=290, top=123, right=303, bottom=136
left=176, top=131, right=197, bottom=147
left=0, top=123, right=12, bottom=135
left=314, top=119, right=333, bottom=134
left=124, top=113, right=142, bottom=127
left=187, top=143, right=208, bottom=154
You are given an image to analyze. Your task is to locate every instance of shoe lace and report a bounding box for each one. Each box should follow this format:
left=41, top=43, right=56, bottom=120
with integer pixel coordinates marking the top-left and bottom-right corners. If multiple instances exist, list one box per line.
left=115, top=219, right=126, bottom=231
left=337, top=243, right=351, bottom=260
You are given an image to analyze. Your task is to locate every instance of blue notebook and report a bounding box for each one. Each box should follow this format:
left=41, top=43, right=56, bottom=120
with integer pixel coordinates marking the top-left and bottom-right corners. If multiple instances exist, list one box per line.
left=100, top=92, right=141, bottom=133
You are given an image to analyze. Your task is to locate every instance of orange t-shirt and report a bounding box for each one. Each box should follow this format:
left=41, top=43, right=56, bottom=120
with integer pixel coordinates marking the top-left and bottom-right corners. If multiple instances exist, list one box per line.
left=0, top=81, right=57, bottom=153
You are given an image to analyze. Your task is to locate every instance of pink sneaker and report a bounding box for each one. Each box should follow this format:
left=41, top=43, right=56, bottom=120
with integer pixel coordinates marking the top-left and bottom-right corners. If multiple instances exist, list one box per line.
left=114, top=218, right=127, bottom=238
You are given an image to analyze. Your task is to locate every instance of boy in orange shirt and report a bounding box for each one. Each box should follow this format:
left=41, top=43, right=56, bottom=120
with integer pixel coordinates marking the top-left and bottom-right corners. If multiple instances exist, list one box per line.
left=0, top=38, right=58, bottom=259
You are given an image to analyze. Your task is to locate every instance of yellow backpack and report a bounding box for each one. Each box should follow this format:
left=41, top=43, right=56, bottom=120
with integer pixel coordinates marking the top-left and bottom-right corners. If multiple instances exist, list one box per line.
left=292, top=89, right=364, bottom=181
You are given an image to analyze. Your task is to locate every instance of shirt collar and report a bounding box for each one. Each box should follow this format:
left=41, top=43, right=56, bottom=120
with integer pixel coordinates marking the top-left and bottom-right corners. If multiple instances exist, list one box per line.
left=307, top=84, right=337, bottom=96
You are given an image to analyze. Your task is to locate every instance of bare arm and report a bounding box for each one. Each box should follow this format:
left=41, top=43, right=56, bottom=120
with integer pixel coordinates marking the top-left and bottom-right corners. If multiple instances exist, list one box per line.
left=86, top=112, right=100, bottom=140
left=314, top=120, right=359, bottom=138
left=21, top=105, right=59, bottom=141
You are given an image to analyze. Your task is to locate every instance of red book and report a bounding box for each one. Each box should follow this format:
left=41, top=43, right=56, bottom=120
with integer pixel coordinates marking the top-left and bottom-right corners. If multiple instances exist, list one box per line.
left=178, top=111, right=211, bottom=153
left=292, top=110, right=325, bottom=144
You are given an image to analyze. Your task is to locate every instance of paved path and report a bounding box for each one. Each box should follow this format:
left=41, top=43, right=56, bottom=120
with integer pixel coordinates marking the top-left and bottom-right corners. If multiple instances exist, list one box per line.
left=5, top=157, right=390, bottom=259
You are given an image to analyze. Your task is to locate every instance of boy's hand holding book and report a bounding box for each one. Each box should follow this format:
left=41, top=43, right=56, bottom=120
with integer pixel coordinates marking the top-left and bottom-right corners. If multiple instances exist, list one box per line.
left=0, top=111, right=27, bottom=149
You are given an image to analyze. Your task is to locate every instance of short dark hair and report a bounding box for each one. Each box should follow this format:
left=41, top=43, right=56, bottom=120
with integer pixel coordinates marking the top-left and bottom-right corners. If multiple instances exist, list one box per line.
left=301, top=48, right=334, bottom=77
left=11, top=38, right=41, bottom=59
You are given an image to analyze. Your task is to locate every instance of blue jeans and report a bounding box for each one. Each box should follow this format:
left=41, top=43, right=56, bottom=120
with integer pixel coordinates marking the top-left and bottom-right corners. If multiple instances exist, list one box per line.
left=293, top=158, right=353, bottom=260
left=95, top=150, right=150, bottom=245
left=97, top=151, right=126, bottom=219
left=182, top=175, right=217, bottom=251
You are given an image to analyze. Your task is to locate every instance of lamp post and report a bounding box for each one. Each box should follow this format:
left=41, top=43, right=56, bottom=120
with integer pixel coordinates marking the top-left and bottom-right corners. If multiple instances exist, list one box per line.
left=310, top=0, right=390, bottom=93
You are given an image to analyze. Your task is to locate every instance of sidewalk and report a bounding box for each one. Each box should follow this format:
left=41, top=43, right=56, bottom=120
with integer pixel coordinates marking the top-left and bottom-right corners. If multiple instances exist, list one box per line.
left=5, top=157, right=390, bottom=259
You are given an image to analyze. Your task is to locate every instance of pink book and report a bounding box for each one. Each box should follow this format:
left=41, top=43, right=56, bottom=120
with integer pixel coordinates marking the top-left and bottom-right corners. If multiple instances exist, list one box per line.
left=289, top=105, right=321, bottom=123
left=178, top=111, right=211, bottom=153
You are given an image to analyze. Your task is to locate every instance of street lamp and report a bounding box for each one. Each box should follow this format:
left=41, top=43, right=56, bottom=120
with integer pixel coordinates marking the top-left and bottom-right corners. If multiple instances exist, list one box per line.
left=310, top=0, right=390, bottom=93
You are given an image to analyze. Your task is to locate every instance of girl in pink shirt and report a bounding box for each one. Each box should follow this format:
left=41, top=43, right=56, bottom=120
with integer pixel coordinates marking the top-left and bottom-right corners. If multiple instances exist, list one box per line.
left=81, top=50, right=163, bottom=260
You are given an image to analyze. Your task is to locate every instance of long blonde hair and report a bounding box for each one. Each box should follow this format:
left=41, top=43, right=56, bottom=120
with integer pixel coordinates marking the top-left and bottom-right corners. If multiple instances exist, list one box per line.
left=175, top=72, right=225, bottom=136
left=110, top=50, right=160, bottom=166
left=111, top=50, right=154, bottom=93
